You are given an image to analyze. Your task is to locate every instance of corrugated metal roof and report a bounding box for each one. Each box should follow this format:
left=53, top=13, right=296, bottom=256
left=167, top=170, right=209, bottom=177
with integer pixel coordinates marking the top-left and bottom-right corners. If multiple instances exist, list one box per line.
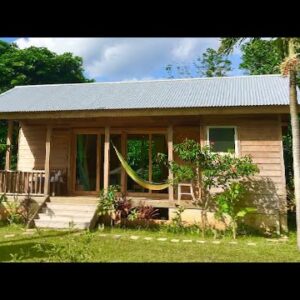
left=0, top=74, right=298, bottom=113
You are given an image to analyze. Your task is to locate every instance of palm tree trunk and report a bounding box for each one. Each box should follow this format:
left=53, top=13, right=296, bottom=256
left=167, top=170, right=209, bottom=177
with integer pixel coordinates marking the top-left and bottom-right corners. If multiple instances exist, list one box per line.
left=288, top=40, right=300, bottom=249
left=290, top=69, right=300, bottom=249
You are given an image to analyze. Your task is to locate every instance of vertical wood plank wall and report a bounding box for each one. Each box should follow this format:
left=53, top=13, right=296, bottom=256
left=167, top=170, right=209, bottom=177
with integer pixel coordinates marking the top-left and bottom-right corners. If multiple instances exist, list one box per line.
left=44, top=126, right=52, bottom=196
left=17, top=124, right=70, bottom=171
left=17, top=123, right=47, bottom=171
left=200, top=115, right=287, bottom=216
left=5, top=121, right=13, bottom=170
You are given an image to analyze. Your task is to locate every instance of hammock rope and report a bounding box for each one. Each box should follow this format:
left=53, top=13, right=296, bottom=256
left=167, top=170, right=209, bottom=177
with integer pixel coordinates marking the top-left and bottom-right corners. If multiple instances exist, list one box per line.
left=112, top=144, right=169, bottom=191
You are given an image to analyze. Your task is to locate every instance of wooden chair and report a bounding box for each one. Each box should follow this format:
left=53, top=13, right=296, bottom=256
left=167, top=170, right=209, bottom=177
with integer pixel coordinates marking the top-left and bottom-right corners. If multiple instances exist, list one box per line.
left=178, top=183, right=196, bottom=202
left=50, top=169, right=67, bottom=196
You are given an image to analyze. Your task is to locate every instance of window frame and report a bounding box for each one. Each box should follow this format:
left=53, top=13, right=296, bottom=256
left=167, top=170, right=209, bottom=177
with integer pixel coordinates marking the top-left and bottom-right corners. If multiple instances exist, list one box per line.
left=206, top=126, right=239, bottom=155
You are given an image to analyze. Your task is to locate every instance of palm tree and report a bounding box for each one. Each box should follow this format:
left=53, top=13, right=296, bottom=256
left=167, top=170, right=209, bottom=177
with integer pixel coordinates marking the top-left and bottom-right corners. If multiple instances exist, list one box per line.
left=219, top=38, right=300, bottom=250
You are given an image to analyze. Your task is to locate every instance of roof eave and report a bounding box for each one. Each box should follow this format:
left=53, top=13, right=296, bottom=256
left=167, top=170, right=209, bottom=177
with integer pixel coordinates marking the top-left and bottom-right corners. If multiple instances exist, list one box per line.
left=0, top=105, right=295, bottom=120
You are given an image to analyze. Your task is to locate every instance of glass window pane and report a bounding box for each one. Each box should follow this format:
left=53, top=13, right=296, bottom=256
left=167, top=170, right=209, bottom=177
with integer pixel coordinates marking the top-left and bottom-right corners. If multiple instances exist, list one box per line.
left=110, top=135, right=121, bottom=187
left=126, top=134, right=149, bottom=193
left=209, top=128, right=235, bottom=153
left=99, top=134, right=105, bottom=191
left=151, top=134, right=168, bottom=193
left=76, top=134, right=97, bottom=191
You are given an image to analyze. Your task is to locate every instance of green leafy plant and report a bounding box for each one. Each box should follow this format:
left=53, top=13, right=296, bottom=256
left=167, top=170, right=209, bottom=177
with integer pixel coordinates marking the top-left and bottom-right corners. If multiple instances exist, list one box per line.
left=97, top=185, right=120, bottom=226
left=124, top=204, right=160, bottom=229
left=0, top=193, right=7, bottom=204
left=3, top=198, right=24, bottom=225
left=166, top=205, right=185, bottom=233
left=127, top=208, right=138, bottom=221
left=136, top=203, right=159, bottom=220
left=33, top=228, right=93, bottom=262
left=9, top=250, right=27, bottom=262
left=98, top=185, right=135, bottom=227
left=214, top=182, right=257, bottom=239
left=0, top=194, right=37, bottom=225
left=162, top=139, right=259, bottom=237
left=172, top=205, right=185, bottom=227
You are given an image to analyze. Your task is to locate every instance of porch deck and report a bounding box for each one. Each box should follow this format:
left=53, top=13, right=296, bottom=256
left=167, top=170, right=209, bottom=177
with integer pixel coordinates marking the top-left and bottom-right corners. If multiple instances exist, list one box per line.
left=49, top=196, right=198, bottom=209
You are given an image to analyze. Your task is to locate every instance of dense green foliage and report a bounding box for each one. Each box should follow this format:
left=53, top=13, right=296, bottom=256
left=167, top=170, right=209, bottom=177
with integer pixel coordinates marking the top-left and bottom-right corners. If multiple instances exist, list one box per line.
left=0, top=40, right=94, bottom=170
left=196, top=48, right=231, bottom=77
left=0, top=40, right=93, bottom=93
left=214, top=182, right=256, bottom=239
left=165, top=139, right=259, bottom=237
left=239, top=39, right=283, bottom=75
left=127, top=139, right=149, bottom=180
left=97, top=185, right=159, bottom=228
left=165, top=48, right=231, bottom=79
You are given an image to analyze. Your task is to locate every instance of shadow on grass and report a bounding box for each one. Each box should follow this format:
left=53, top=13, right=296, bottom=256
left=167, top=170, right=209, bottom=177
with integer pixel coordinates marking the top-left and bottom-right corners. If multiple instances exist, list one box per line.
left=0, top=230, right=80, bottom=247
left=0, top=241, right=55, bottom=262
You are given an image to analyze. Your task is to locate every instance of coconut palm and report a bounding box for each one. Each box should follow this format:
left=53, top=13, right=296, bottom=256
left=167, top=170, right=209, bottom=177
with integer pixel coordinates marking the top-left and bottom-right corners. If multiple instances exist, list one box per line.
left=219, top=38, right=300, bottom=250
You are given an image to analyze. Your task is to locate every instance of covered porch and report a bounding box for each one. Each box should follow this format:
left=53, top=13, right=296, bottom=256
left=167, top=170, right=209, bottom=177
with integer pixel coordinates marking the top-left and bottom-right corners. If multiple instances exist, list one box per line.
left=0, top=115, right=204, bottom=203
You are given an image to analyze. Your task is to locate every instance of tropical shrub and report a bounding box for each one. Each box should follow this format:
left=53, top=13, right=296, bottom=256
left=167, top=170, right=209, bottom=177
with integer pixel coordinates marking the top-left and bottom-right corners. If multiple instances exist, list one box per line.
left=166, top=205, right=185, bottom=233
left=98, top=185, right=127, bottom=226
left=135, top=203, right=159, bottom=220
left=126, top=203, right=160, bottom=229
left=0, top=194, right=37, bottom=225
left=98, top=186, right=161, bottom=229
left=162, top=139, right=259, bottom=237
left=214, top=182, right=256, bottom=239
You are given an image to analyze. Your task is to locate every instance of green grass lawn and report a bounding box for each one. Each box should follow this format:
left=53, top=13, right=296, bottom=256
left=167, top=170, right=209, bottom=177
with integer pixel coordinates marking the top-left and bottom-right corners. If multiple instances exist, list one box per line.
left=1, top=224, right=300, bottom=262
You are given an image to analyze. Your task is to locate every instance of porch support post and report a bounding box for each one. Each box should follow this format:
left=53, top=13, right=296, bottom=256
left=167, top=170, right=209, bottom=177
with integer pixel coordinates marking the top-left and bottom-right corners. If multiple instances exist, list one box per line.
left=104, top=126, right=110, bottom=191
left=121, top=132, right=127, bottom=194
left=44, top=126, right=52, bottom=196
left=168, top=125, right=174, bottom=201
left=148, top=134, right=152, bottom=194
left=5, top=120, right=13, bottom=170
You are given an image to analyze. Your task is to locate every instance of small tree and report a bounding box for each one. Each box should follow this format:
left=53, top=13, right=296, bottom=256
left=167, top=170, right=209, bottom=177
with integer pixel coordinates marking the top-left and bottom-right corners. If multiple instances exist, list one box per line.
left=165, top=48, right=232, bottom=79
left=163, top=139, right=259, bottom=237
left=214, top=182, right=256, bottom=239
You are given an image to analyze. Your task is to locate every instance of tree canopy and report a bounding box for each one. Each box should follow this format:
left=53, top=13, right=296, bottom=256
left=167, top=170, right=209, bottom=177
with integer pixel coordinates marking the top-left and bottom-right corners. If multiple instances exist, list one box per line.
left=239, top=39, right=283, bottom=75
left=0, top=41, right=94, bottom=94
left=165, top=48, right=231, bottom=79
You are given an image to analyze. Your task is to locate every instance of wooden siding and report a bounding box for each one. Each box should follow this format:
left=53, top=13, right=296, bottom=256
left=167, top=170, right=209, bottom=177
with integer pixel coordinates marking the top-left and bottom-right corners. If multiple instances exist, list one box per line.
left=17, top=115, right=287, bottom=216
left=18, top=124, right=46, bottom=171
left=18, top=124, right=70, bottom=171
left=200, top=115, right=287, bottom=214
left=50, top=129, right=70, bottom=170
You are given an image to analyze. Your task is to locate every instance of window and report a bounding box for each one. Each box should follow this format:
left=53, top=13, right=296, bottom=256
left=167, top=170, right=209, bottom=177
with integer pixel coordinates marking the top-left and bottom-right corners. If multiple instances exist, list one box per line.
left=126, top=134, right=168, bottom=193
left=207, top=127, right=237, bottom=154
left=75, top=134, right=97, bottom=191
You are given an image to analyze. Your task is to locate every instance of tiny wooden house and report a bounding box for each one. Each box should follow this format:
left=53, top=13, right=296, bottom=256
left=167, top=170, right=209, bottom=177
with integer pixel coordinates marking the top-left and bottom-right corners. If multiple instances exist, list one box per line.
left=0, top=75, right=296, bottom=231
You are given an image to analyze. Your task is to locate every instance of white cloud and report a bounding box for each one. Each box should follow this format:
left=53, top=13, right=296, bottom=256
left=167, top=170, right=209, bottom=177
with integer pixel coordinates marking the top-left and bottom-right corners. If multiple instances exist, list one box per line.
left=15, top=38, right=221, bottom=81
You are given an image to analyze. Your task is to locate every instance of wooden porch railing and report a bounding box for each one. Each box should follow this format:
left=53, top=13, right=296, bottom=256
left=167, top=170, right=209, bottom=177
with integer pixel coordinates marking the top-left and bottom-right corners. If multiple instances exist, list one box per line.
left=0, top=169, right=67, bottom=196
left=0, top=170, right=46, bottom=196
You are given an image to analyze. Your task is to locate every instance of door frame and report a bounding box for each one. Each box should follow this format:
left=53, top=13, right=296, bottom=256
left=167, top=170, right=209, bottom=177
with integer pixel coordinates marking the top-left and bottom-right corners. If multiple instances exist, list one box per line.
left=71, top=129, right=104, bottom=196
left=70, top=127, right=169, bottom=197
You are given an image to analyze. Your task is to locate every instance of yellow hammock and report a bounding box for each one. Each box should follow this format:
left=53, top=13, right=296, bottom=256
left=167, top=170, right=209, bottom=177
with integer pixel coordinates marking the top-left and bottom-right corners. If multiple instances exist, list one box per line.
left=112, top=144, right=169, bottom=191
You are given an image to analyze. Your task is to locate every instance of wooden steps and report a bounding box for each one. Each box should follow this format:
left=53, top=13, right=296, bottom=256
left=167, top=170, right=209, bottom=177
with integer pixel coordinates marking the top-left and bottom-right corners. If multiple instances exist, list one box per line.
left=34, top=196, right=98, bottom=230
left=50, top=196, right=98, bottom=205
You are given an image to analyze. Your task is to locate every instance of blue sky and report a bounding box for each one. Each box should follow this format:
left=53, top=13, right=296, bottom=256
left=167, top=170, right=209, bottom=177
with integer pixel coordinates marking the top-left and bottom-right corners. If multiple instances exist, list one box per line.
left=0, top=38, right=243, bottom=81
